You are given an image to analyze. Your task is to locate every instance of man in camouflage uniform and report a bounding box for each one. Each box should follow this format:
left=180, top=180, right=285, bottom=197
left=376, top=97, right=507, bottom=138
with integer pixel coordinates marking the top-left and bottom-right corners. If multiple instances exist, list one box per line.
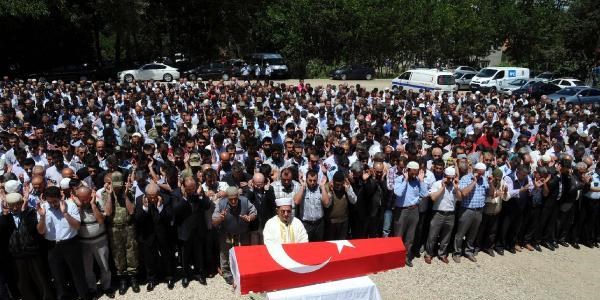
left=104, top=171, right=140, bottom=295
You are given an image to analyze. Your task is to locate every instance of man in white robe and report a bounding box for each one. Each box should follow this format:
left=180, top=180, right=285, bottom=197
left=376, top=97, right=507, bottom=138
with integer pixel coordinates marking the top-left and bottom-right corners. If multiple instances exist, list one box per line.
left=263, top=198, right=308, bottom=244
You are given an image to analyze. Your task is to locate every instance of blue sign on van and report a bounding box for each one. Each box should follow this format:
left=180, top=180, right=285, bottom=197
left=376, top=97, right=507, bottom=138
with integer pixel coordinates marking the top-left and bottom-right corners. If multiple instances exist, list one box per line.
left=508, top=70, right=516, bottom=77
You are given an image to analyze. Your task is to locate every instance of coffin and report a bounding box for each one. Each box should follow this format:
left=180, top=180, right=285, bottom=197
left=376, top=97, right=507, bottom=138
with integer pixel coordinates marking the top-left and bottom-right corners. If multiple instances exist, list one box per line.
left=230, top=237, right=406, bottom=295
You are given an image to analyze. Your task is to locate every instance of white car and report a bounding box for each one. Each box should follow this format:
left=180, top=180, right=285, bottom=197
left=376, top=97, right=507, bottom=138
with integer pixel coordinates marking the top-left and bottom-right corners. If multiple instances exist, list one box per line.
left=118, top=63, right=180, bottom=83
left=548, top=78, right=587, bottom=89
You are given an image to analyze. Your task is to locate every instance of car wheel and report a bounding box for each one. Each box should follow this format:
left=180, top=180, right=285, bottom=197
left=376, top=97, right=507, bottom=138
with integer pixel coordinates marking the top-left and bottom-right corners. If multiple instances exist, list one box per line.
left=222, top=73, right=230, bottom=81
left=163, top=73, right=173, bottom=82
left=341, top=74, right=347, bottom=80
left=365, top=74, right=373, bottom=80
left=124, top=74, right=134, bottom=83
left=188, top=74, right=197, bottom=81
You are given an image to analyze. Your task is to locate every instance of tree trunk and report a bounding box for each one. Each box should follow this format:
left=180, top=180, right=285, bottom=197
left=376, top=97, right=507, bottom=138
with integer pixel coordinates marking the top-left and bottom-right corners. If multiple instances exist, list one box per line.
left=94, top=25, right=102, bottom=66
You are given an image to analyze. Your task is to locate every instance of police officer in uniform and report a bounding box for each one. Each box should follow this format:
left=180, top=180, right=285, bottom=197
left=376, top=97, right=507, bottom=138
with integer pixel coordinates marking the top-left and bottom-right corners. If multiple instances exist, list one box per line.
left=104, top=171, right=140, bottom=295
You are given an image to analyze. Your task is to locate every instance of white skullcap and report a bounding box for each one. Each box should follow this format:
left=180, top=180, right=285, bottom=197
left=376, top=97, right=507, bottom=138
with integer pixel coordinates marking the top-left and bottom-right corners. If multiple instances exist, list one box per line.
left=4, top=180, right=21, bottom=193
left=275, top=198, right=293, bottom=207
left=444, top=167, right=456, bottom=177
left=474, top=163, right=487, bottom=170
left=407, top=161, right=420, bottom=170
left=60, top=178, right=71, bottom=190
left=541, top=155, right=552, bottom=163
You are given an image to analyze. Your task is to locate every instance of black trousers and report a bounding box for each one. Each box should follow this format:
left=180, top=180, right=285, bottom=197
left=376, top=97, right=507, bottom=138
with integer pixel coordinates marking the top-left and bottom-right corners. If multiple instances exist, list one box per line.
left=302, top=219, right=325, bottom=242
left=476, top=213, right=500, bottom=250
left=181, top=231, right=206, bottom=278
left=581, top=198, right=600, bottom=244
left=538, top=202, right=558, bottom=242
left=14, top=255, right=55, bottom=300
left=521, top=204, right=542, bottom=244
left=47, top=238, right=89, bottom=299
left=413, top=210, right=432, bottom=255
left=142, top=239, right=176, bottom=282
left=325, top=220, right=348, bottom=240
left=498, top=202, right=525, bottom=249
left=204, top=228, right=220, bottom=276
left=557, top=202, right=576, bottom=242
left=367, top=209, right=384, bottom=238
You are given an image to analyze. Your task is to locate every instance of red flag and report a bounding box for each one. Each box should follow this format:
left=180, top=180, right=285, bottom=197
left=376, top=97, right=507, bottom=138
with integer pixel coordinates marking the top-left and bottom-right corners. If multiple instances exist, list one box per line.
left=230, top=237, right=406, bottom=294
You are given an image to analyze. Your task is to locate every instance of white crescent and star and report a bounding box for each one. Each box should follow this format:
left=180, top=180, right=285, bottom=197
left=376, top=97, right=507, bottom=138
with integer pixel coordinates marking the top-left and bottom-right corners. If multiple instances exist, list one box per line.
left=265, top=240, right=355, bottom=274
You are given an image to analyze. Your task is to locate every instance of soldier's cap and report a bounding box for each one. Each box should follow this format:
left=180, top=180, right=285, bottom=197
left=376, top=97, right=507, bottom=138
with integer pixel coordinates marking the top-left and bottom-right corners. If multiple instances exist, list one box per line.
left=189, top=153, right=202, bottom=167
left=111, top=172, right=124, bottom=188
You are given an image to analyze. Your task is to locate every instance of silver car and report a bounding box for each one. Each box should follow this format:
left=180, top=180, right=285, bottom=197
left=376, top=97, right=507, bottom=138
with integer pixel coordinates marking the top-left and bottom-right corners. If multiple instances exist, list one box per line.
left=499, top=79, right=532, bottom=95
left=548, top=87, right=600, bottom=104
left=454, top=72, right=476, bottom=90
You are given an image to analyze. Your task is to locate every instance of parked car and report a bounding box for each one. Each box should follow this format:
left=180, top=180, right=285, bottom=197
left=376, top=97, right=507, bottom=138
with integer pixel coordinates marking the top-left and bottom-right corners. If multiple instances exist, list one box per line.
left=511, top=81, right=561, bottom=99
left=548, top=78, right=587, bottom=89
left=330, top=65, right=376, bottom=80
left=225, top=59, right=245, bottom=77
left=453, top=66, right=479, bottom=73
left=28, top=63, right=98, bottom=82
left=182, top=62, right=235, bottom=81
left=247, top=53, right=289, bottom=78
left=117, top=63, right=180, bottom=83
left=454, top=72, right=476, bottom=90
left=532, top=72, right=556, bottom=82
left=499, top=79, right=534, bottom=95
left=548, top=87, right=600, bottom=104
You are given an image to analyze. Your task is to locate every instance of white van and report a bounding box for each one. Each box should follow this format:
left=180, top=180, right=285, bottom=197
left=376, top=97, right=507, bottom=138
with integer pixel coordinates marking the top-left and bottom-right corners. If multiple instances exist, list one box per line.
left=391, top=69, right=456, bottom=93
left=470, top=67, right=530, bottom=93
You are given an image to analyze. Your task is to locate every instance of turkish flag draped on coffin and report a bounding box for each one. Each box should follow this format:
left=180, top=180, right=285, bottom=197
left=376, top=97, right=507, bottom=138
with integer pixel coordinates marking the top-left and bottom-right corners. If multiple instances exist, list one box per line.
left=229, top=237, right=406, bottom=295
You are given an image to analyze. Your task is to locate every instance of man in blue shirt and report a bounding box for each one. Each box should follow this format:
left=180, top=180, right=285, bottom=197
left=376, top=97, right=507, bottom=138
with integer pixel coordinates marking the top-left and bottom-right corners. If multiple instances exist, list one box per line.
left=453, top=162, right=494, bottom=263
left=393, top=161, right=427, bottom=267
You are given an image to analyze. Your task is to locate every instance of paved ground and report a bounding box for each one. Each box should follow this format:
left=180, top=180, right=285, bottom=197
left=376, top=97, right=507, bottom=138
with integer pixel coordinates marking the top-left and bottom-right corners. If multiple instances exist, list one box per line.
left=102, top=246, right=600, bottom=300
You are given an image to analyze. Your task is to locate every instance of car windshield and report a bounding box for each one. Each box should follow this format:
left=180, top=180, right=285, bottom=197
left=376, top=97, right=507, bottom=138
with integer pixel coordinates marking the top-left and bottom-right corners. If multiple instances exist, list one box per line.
left=509, top=79, right=524, bottom=86
left=556, top=88, right=579, bottom=96
left=265, top=58, right=285, bottom=65
left=521, top=81, right=539, bottom=88
left=437, top=75, right=455, bottom=85
left=537, top=73, right=553, bottom=79
left=476, top=68, right=497, bottom=78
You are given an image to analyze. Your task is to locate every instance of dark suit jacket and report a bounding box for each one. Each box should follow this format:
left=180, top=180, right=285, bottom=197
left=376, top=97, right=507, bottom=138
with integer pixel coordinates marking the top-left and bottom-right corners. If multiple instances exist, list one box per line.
left=134, top=195, right=172, bottom=246
left=247, top=186, right=276, bottom=230
left=171, top=187, right=211, bottom=241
